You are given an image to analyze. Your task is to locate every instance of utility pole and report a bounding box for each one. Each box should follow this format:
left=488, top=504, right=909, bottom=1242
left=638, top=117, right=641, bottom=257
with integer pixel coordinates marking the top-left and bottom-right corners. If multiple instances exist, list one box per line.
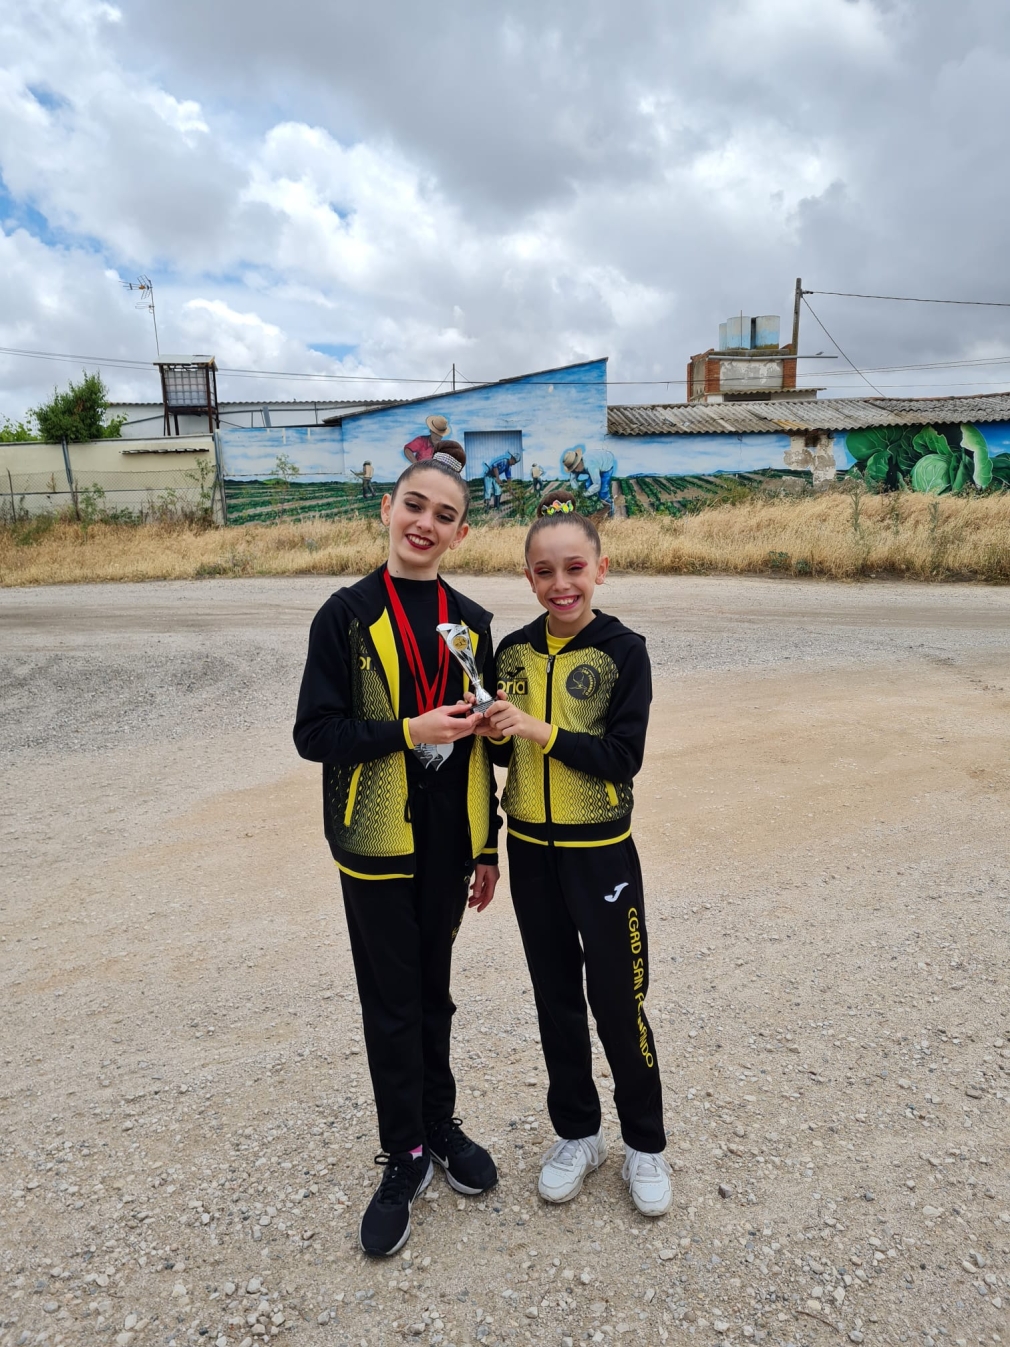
left=791, top=277, right=803, bottom=354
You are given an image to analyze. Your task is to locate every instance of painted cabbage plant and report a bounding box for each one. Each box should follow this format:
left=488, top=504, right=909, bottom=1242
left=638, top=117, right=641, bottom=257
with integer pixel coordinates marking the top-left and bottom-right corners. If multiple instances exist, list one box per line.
left=846, top=422, right=1010, bottom=494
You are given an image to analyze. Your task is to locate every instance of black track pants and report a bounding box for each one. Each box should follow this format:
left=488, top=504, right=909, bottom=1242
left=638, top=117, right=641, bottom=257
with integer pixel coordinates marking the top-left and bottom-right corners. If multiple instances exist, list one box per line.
left=507, top=833, right=665, bottom=1154
left=339, top=780, right=471, bottom=1155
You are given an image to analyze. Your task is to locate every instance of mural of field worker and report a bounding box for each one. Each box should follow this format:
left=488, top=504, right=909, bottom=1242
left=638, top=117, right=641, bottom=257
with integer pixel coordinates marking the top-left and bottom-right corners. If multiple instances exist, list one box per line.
left=530, top=462, right=545, bottom=496
left=562, top=445, right=617, bottom=508
left=482, top=449, right=519, bottom=511
left=350, top=460, right=376, bottom=499
left=403, top=414, right=451, bottom=464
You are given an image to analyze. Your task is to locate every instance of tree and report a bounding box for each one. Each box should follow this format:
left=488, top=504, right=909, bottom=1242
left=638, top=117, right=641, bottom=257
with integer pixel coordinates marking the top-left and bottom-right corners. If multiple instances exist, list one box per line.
left=31, top=373, right=126, bottom=442
left=0, top=417, right=39, bottom=442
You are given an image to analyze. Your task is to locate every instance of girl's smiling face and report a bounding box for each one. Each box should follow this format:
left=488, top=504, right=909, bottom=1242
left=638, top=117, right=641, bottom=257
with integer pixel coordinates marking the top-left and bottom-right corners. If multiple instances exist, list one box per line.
left=381, top=468, right=469, bottom=578
left=524, top=522, right=609, bottom=635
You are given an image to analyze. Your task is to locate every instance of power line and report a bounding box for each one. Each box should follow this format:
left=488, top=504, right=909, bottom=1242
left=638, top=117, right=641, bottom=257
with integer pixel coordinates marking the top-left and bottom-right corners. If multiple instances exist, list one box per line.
left=0, top=345, right=461, bottom=383
left=813, top=353, right=1010, bottom=377
left=805, top=288, right=1010, bottom=308
left=5, top=338, right=1010, bottom=392
left=801, top=296, right=884, bottom=397
left=0, top=344, right=153, bottom=371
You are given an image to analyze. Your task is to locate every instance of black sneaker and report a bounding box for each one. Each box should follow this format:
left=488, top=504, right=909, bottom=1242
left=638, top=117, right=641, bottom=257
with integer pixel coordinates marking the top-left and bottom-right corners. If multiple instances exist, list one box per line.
left=359, top=1149, right=433, bottom=1256
left=426, top=1117, right=498, bottom=1195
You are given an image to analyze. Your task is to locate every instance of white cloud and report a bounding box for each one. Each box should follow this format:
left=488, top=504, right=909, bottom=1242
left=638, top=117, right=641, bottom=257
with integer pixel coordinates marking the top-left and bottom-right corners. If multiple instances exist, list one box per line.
left=3, top=0, right=1010, bottom=421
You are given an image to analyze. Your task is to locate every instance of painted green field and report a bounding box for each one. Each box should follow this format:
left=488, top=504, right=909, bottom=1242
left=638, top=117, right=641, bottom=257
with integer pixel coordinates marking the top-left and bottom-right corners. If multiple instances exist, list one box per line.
left=224, top=469, right=813, bottom=525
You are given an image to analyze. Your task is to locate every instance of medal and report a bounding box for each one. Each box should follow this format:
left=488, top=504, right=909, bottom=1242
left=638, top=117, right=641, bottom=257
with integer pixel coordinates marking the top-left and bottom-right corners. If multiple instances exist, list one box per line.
left=383, top=569, right=452, bottom=770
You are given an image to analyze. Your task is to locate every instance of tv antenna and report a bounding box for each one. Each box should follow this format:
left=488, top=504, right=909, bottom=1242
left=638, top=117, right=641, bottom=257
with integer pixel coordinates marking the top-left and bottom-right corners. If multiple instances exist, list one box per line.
left=124, top=275, right=160, bottom=356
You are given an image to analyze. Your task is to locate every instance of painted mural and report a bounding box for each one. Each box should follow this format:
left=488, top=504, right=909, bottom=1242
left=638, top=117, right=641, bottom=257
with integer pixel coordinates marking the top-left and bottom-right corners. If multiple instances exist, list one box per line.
left=603, top=433, right=790, bottom=478
left=218, top=358, right=609, bottom=483
left=840, top=422, right=1010, bottom=494
left=216, top=355, right=1010, bottom=524
left=219, top=358, right=615, bottom=523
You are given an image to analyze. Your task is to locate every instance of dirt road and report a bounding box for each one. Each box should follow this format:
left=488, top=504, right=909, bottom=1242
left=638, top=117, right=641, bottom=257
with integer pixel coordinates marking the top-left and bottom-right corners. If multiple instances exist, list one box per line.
left=1, top=575, right=1008, bottom=1347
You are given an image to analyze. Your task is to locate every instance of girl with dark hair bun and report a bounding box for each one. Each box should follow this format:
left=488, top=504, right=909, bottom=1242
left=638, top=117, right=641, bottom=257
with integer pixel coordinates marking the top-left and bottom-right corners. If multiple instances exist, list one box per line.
left=294, top=459, right=500, bottom=1256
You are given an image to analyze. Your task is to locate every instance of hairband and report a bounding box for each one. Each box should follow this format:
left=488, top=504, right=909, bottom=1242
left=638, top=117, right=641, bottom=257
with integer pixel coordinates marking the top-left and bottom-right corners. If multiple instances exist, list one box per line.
left=543, top=499, right=575, bottom=515
left=432, top=451, right=463, bottom=473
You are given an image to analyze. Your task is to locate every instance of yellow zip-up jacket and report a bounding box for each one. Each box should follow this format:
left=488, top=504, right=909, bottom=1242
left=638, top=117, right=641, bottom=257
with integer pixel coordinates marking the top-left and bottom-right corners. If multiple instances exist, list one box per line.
left=489, top=611, right=651, bottom=847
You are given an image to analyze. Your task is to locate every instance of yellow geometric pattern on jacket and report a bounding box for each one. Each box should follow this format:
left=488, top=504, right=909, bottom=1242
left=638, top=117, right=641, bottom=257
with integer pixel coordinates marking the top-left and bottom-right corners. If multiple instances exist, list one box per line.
left=326, top=611, right=492, bottom=875
left=495, top=640, right=633, bottom=827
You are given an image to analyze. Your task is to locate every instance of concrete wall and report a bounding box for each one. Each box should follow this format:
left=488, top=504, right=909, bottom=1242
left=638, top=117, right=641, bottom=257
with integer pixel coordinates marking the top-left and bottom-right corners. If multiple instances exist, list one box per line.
left=0, top=436, right=220, bottom=520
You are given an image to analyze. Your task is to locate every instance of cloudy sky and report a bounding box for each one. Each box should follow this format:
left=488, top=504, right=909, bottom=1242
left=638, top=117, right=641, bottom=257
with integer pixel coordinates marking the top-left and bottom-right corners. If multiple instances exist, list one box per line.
left=2, top=0, right=1010, bottom=421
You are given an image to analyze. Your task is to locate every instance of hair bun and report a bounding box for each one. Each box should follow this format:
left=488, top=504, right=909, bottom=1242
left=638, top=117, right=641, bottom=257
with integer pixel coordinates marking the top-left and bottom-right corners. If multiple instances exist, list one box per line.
left=431, top=439, right=465, bottom=472
left=536, top=488, right=578, bottom=519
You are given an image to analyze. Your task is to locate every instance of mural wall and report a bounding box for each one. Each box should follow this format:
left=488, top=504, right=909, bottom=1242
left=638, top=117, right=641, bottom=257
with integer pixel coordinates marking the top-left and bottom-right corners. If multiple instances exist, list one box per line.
left=216, top=356, right=1010, bottom=525
left=835, top=421, right=1010, bottom=493
left=219, top=359, right=608, bottom=486
left=219, top=359, right=614, bottom=522
left=602, top=432, right=792, bottom=478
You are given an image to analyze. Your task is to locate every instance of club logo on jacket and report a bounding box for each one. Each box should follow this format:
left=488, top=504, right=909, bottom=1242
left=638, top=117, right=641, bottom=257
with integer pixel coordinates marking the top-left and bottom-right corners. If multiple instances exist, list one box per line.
left=566, top=664, right=600, bottom=700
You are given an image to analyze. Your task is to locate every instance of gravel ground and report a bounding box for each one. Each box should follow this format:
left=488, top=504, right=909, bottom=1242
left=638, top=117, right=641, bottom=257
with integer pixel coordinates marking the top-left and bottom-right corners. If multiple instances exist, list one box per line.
left=1, top=574, right=1009, bottom=1347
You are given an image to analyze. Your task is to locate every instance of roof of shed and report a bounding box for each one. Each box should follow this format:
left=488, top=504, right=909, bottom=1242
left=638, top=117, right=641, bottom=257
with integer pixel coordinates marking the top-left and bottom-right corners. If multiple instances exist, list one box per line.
left=608, top=391, right=1010, bottom=435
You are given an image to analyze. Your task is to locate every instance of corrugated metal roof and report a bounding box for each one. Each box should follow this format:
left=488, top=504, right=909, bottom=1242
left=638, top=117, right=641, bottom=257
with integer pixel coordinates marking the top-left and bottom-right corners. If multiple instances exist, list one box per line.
left=608, top=391, right=1010, bottom=435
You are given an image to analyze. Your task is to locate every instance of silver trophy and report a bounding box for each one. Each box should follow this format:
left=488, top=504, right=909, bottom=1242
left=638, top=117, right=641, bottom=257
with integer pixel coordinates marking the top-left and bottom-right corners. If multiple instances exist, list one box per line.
left=437, top=623, right=496, bottom=714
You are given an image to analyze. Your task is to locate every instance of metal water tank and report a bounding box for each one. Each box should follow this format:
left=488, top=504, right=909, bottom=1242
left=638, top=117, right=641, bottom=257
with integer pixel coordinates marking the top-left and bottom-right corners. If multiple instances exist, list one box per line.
left=724, top=315, right=752, bottom=350
left=752, top=315, right=780, bottom=348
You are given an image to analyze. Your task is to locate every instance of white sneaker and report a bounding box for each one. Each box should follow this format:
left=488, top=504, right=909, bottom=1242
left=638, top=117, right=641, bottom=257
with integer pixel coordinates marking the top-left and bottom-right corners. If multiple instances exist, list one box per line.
left=622, top=1145, right=672, bottom=1216
left=537, top=1129, right=607, bottom=1203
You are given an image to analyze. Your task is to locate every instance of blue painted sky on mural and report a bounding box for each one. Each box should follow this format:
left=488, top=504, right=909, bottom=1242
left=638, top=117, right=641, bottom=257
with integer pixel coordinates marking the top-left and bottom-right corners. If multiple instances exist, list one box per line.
left=4, top=0, right=1010, bottom=421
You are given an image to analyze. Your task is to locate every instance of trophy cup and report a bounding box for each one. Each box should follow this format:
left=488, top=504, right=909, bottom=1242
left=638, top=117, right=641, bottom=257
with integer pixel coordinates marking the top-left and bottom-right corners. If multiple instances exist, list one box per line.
left=437, top=623, right=496, bottom=714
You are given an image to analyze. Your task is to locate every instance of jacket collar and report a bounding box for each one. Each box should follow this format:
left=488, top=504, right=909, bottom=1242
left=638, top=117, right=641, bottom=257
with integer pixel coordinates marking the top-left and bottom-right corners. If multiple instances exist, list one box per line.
left=338, top=564, right=493, bottom=631
left=523, top=610, right=617, bottom=656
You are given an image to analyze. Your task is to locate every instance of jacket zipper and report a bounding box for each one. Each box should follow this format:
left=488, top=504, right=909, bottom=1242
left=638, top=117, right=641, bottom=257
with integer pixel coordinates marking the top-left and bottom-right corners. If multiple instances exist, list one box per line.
left=543, top=654, right=554, bottom=834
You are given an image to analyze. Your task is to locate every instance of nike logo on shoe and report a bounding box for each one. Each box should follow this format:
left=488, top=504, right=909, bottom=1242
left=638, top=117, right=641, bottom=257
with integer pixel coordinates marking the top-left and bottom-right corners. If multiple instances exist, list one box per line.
left=604, top=882, right=629, bottom=904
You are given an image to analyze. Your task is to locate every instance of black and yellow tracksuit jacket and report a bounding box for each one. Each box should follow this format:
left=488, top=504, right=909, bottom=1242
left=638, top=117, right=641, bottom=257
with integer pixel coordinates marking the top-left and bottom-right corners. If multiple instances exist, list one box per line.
left=489, top=611, right=651, bottom=847
left=293, top=567, right=500, bottom=880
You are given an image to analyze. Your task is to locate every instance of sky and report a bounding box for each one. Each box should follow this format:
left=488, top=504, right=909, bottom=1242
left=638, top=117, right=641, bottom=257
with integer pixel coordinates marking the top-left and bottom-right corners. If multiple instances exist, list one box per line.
left=3, top=0, right=1010, bottom=421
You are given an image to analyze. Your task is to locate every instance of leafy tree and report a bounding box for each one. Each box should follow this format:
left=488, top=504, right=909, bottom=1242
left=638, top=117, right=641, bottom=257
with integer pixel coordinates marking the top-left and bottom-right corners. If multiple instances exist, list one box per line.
left=31, top=373, right=126, bottom=442
left=0, top=417, right=39, bottom=442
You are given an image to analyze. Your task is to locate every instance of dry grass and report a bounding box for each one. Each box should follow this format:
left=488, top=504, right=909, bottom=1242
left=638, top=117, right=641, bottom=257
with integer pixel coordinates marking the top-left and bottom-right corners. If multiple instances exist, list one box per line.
left=4, top=489, right=1010, bottom=587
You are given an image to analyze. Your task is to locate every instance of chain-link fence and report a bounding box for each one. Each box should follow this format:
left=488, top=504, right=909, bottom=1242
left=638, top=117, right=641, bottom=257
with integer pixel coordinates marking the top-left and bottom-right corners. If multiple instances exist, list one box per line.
left=1, top=464, right=218, bottom=525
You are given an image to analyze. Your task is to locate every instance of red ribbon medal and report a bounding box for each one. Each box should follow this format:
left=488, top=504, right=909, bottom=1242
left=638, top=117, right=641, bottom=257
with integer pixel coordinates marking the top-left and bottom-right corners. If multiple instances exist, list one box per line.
left=382, top=567, right=451, bottom=715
